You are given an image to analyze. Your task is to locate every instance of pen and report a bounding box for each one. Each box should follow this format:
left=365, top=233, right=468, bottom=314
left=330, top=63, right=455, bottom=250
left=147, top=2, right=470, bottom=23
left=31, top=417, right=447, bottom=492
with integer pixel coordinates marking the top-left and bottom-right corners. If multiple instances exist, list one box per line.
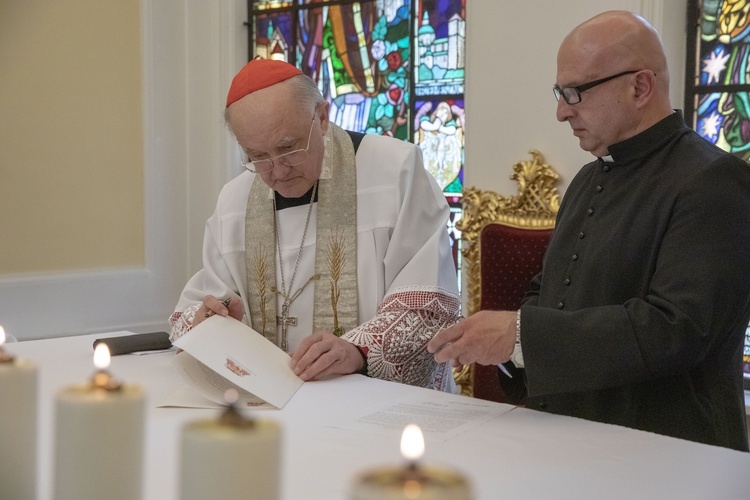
left=498, top=363, right=513, bottom=378
left=204, top=298, right=233, bottom=318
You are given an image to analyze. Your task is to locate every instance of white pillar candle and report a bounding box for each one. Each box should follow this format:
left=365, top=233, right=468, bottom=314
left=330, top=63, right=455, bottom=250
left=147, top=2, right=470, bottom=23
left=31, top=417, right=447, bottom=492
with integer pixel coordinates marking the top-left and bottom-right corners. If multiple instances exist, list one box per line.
left=179, top=392, right=281, bottom=500
left=351, top=424, right=472, bottom=500
left=54, top=343, right=145, bottom=500
left=0, top=326, right=38, bottom=500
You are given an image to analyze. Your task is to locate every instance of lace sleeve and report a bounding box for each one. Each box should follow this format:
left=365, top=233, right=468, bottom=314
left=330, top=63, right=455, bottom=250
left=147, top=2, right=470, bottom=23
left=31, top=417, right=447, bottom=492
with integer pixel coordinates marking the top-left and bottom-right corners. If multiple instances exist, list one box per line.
left=343, top=288, right=459, bottom=392
left=168, top=304, right=201, bottom=343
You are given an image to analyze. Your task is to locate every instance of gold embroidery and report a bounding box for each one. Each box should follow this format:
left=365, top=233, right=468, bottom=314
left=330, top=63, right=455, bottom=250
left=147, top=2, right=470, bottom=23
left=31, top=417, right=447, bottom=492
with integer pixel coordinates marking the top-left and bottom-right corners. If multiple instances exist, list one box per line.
left=326, top=227, right=347, bottom=336
left=252, top=245, right=272, bottom=336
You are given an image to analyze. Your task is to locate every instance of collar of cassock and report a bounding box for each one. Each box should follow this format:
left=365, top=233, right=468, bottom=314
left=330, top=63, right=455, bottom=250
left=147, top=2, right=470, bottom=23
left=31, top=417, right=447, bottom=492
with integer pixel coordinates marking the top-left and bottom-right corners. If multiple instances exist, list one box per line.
left=274, top=186, right=319, bottom=210
left=603, top=110, right=688, bottom=165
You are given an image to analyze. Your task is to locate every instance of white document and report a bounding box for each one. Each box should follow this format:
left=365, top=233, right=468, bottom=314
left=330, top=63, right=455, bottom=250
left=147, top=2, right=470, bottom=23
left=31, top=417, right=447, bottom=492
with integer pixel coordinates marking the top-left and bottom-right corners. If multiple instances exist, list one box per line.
left=170, top=315, right=304, bottom=409
left=331, top=393, right=514, bottom=441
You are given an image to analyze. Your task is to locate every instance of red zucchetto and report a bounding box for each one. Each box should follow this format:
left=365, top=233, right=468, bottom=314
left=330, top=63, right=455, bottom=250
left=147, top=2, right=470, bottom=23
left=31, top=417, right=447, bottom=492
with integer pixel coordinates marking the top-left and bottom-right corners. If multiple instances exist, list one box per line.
left=225, top=57, right=303, bottom=107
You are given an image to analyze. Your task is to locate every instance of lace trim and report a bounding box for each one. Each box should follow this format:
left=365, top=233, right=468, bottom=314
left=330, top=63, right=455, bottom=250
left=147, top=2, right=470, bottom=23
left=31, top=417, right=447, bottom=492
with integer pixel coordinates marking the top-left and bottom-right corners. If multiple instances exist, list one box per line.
left=168, top=303, right=200, bottom=343
left=343, top=290, right=460, bottom=391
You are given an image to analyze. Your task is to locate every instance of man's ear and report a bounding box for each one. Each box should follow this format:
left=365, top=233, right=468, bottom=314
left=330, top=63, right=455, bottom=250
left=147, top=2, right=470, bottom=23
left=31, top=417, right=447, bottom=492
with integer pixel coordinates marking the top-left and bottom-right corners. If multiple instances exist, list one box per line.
left=318, top=101, right=331, bottom=134
left=633, top=70, right=656, bottom=109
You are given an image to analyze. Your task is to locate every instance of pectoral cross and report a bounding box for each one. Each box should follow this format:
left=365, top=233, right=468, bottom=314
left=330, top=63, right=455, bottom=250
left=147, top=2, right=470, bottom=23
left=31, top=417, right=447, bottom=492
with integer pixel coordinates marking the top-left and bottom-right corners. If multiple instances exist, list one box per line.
left=273, top=273, right=320, bottom=351
left=277, top=301, right=297, bottom=351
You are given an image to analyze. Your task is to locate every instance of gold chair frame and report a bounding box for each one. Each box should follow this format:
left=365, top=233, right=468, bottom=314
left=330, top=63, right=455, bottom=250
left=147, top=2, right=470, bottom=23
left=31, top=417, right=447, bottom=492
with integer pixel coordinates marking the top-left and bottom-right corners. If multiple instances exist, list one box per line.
left=454, top=150, right=561, bottom=396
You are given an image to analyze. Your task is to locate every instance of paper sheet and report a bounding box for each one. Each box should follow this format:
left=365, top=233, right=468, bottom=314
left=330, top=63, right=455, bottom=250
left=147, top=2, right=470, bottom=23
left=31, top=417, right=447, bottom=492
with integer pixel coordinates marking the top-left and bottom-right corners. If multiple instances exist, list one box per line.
left=168, top=315, right=303, bottom=409
left=332, top=395, right=513, bottom=441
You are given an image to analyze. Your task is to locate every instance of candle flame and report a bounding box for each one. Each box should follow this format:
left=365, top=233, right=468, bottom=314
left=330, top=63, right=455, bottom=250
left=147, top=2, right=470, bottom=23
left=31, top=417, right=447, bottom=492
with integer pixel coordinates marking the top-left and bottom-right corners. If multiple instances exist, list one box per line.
left=400, top=424, right=424, bottom=461
left=94, top=343, right=111, bottom=369
left=0, top=325, right=5, bottom=346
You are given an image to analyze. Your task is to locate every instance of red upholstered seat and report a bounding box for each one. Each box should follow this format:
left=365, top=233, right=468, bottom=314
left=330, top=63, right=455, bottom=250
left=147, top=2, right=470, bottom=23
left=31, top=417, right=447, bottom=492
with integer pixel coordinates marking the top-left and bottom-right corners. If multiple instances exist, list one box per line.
left=479, top=224, right=553, bottom=311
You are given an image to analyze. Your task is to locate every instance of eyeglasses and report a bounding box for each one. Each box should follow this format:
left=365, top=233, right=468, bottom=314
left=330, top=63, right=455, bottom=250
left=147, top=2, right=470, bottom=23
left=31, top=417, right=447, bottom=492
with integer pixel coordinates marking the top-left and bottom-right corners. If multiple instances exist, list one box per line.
left=240, top=115, right=316, bottom=173
left=553, top=70, right=640, bottom=105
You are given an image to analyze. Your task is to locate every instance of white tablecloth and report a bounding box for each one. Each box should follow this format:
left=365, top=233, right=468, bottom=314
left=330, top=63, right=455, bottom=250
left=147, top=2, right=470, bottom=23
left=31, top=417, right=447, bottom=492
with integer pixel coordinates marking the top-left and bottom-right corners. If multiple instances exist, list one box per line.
left=7, top=332, right=750, bottom=500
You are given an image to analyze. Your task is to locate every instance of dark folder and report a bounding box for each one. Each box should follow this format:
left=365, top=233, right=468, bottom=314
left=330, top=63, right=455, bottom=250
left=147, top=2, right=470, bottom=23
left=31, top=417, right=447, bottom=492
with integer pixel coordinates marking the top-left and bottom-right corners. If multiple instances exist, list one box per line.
left=93, top=331, right=172, bottom=356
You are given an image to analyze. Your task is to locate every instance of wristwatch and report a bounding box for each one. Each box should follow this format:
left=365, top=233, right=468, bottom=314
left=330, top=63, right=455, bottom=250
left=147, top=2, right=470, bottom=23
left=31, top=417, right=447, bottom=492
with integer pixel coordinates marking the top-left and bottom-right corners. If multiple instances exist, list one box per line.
left=511, top=309, right=525, bottom=368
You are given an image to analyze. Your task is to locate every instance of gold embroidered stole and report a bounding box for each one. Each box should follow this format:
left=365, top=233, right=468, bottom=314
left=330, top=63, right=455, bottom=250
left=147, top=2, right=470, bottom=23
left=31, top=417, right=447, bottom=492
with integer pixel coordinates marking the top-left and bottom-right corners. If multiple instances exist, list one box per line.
left=244, top=123, right=359, bottom=347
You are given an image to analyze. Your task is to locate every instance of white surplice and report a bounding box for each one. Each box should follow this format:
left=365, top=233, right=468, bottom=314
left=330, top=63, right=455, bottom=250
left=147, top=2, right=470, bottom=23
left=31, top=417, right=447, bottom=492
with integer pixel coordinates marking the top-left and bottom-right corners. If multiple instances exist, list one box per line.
left=170, top=132, right=459, bottom=392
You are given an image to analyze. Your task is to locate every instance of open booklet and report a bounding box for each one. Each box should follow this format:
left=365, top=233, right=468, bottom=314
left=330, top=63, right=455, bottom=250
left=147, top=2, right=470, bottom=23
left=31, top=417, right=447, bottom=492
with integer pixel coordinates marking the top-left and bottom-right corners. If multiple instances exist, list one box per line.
left=168, top=314, right=304, bottom=409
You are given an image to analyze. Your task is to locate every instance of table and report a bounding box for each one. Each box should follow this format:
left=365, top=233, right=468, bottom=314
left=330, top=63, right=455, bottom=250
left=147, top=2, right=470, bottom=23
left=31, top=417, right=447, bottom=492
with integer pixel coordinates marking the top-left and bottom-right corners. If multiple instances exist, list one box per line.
left=7, top=332, right=750, bottom=500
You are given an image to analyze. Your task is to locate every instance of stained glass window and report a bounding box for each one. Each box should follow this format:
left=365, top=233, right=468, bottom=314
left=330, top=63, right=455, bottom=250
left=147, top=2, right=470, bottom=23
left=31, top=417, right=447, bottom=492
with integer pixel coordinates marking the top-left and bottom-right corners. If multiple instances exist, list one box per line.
left=686, top=0, right=750, bottom=388
left=248, top=0, right=466, bottom=278
left=686, top=0, right=750, bottom=160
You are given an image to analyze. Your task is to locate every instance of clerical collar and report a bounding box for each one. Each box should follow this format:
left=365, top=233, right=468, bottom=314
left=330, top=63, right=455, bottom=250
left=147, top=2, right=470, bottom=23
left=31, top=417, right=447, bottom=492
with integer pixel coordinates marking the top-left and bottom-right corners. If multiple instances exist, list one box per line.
left=274, top=185, right=319, bottom=210
left=605, top=111, right=688, bottom=164
left=600, top=155, right=614, bottom=163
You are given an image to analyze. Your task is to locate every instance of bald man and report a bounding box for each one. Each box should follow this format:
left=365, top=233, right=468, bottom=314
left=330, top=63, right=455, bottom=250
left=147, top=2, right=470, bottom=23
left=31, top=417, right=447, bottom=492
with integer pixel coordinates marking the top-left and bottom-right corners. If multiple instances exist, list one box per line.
left=429, top=11, right=750, bottom=451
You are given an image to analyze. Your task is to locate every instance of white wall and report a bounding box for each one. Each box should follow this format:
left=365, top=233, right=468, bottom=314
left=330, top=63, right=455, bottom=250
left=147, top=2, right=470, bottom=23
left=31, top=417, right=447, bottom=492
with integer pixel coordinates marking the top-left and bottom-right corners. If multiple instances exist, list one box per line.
left=464, top=0, right=688, bottom=196
left=0, top=0, right=247, bottom=340
left=0, top=0, right=689, bottom=340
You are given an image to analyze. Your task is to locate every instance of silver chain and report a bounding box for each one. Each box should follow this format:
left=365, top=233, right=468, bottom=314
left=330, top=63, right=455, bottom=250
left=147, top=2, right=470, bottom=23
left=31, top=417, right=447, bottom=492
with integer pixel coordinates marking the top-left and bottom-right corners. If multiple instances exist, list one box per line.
left=273, top=181, right=318, bottom=304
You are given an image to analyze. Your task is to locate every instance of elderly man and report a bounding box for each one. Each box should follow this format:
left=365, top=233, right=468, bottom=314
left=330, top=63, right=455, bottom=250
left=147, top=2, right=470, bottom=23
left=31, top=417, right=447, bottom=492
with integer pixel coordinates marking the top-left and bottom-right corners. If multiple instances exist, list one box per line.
left=170, top=58, right=459, bottom=392
left=429, top=11, right=750, bottom=450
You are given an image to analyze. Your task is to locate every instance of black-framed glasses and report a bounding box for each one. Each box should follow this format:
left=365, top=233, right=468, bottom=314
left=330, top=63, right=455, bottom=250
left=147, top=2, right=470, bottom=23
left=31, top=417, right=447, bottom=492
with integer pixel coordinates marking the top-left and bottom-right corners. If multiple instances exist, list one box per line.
left=240, top=115, right=317, bottom=173
left=553, top=70, right=640, bottom=105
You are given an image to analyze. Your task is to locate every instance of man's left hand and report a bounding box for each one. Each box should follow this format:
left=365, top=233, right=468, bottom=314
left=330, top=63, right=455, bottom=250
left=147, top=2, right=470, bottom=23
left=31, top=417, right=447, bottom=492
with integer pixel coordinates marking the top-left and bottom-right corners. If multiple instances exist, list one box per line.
left=427, top=310, right=517, bottom=367
left=290, top=332, right=364, bottom=381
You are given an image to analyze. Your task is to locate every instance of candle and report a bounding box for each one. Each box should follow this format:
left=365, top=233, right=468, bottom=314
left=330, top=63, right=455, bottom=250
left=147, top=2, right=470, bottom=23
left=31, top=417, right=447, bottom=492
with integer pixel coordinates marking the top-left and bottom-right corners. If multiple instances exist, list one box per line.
left=351, top=424, right=472, bottom=500
left=179, top=389, right=282, bottom=500
left=0, top=325, right=38, bottom=500
left=54, top=343, right=145, bottom=500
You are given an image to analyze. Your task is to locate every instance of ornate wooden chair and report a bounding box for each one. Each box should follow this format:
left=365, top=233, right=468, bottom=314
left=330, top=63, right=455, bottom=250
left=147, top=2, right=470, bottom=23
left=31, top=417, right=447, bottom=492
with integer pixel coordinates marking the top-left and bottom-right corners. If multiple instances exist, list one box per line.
left=454, top=150, right=561, bottom=403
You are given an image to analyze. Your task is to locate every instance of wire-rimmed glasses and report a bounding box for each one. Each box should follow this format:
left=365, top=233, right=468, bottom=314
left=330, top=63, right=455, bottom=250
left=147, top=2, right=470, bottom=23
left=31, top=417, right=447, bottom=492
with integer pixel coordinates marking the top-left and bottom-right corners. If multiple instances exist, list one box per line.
left=240, top=115, right=316, bottom=173
left=553, top=70, right=640, bottom=105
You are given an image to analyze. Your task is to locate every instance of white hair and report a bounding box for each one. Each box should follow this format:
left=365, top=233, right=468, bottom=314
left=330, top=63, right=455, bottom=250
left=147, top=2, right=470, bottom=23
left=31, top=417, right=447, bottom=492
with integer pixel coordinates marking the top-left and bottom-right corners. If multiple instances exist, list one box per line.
left=224, top=73, right=325, bottom=127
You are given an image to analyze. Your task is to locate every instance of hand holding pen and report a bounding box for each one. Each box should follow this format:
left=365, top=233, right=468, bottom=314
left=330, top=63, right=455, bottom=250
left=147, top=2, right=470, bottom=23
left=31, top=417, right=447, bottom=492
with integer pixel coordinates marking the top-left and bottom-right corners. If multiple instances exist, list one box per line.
left=427, top=310, right=518, bottom=375
left=203, top=297, right=233, bottom=318
left=195, top=295, right=244, bottom=328
left=450, top=315, right=513, bottom=378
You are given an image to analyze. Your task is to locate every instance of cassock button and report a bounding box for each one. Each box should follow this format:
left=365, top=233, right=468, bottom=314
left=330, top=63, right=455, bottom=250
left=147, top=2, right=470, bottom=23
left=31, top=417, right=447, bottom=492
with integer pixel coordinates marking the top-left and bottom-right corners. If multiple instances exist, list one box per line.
left=572, top=254, right=578, bottom=261
left=564, top=278, right=571, bottom=285
left=603, top=165, right=611, bottom=172
left=596, top=185, right=603, bottom=192
left=578, top=231, right=585, bottom=239
left=557, top=301, right=565, bottom=309
left=587, top=208, right=595, bottom=215
left=539, top=401, right=548, bottom=409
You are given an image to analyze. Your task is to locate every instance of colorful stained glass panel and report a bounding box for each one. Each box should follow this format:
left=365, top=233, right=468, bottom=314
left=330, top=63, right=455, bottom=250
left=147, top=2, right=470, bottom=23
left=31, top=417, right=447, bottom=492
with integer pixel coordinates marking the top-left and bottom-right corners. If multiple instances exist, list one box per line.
left=414, top=98, right=464, bottom=192
left=697, top=43, right=747, bottom=86
left=689, top=1, right=750, bottom=160
left=253, top=12, right=294, bottom=61
left=291, top=2, right=412, bottom=138
left=415, top=0, right=466, bottom=97
left=695, top=92, right=750, bottom=160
